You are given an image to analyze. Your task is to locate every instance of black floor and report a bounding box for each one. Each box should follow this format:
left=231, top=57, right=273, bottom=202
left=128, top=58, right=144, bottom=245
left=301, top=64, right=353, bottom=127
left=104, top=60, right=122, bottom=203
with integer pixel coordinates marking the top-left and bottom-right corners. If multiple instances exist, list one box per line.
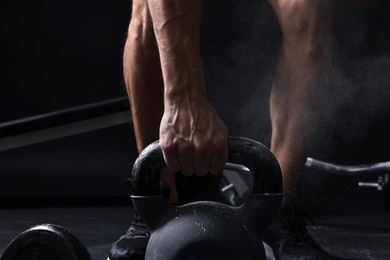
left=299, top=168, right=390, bottom=259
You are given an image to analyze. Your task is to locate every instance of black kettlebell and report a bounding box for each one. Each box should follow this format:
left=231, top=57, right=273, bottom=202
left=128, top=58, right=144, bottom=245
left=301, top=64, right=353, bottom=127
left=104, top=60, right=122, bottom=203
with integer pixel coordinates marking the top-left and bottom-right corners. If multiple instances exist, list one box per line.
left=131, top=136, right=283, bottom=260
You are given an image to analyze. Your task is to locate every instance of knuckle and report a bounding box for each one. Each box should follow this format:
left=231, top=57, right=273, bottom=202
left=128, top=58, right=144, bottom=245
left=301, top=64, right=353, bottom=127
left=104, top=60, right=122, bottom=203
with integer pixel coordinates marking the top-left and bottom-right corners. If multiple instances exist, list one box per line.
left=212, top=136, right=227, bottom=151
left=161, top=141, right=177, bottom=154
left=194, top=143, right=208, bottom=155
left=178, top=142, right=193, bottom=155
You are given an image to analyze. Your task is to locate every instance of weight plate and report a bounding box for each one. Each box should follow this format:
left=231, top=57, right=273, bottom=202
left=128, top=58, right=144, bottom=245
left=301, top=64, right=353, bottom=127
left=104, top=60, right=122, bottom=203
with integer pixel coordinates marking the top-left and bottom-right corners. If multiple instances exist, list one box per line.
left=0, top=224, right=91, bottom=260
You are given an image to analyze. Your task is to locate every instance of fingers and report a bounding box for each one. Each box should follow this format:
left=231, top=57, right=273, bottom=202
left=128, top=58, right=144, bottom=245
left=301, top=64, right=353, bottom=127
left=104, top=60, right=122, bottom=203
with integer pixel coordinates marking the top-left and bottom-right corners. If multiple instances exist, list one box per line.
left=161, top=143, right=180, bottom=173
left=194, top=146, right=211, bottom=176
left=161, top=142, right=194, bottom=175
left=178, top=144, right=193, bottom=176
left=161, top=140, right=227, bottom=176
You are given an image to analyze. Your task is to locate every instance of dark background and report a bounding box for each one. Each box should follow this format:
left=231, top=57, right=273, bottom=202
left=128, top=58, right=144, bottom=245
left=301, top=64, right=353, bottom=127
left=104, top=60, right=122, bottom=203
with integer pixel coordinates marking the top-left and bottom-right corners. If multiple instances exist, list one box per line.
left=1, top=0, right=390, bottom=198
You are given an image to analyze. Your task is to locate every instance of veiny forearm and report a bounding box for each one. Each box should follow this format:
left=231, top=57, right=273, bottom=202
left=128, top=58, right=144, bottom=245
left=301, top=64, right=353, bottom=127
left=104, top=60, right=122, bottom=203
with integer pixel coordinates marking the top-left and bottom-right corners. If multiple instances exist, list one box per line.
left=147, top=0, right=206, bottom=106
left=124, top=1, right=164, bottom=152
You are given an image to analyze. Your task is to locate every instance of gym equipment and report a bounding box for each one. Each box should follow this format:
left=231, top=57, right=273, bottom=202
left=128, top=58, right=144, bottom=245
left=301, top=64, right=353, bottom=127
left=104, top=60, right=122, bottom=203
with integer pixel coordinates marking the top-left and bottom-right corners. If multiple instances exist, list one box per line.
left=0, top=224, right=92, bottom=260
left=218, top=162, right=253, bottom=206
left=1, top=137, right=282, bottom=260
left=306, top=157, right=390, bottom=211
left=0, top=97, right=130, bottom=152
left=131, top=136, right=283, bottom=260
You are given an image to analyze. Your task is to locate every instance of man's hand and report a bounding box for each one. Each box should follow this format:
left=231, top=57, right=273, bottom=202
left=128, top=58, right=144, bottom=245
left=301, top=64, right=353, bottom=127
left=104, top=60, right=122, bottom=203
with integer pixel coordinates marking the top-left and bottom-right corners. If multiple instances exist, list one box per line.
left=160, top=97, right=228, bottom=176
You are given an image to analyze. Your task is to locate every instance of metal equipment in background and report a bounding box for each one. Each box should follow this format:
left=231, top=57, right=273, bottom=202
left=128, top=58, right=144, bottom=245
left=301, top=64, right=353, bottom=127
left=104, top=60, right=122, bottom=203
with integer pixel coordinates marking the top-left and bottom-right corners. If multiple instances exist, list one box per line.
left=218, top=162, right=253, bottom=206
left=0, top=97, right=131, bottom=152
left=306, top=157, right=390, bottom=211
left=219, top=157, right=390, bottom=211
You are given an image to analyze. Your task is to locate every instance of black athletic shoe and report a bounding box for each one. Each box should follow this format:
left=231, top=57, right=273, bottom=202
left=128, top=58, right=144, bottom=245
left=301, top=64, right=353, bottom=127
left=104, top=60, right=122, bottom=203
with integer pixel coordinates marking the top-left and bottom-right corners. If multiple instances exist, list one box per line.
left=263, top=191, right=334, bottom=260
left=107, top=212, right=150, bottom=260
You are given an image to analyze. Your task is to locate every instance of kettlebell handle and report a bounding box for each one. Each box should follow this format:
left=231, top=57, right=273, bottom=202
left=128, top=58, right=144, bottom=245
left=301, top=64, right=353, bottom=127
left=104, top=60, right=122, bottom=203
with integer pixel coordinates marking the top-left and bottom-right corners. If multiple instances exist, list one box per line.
left=131, top=136, right=282, bottom=196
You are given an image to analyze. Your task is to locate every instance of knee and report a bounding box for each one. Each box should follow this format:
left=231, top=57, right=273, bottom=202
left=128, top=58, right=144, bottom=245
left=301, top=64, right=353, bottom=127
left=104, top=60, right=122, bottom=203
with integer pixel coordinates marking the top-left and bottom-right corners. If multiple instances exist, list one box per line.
left=271, top=0, right=332, bottom=41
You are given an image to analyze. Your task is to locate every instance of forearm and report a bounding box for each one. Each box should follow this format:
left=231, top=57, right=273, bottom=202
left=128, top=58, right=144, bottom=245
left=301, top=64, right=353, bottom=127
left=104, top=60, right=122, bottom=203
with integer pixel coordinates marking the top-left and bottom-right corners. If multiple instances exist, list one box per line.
left=147, top=0, right=206, bottom=106
left=124, top=1, right=164, bottom=152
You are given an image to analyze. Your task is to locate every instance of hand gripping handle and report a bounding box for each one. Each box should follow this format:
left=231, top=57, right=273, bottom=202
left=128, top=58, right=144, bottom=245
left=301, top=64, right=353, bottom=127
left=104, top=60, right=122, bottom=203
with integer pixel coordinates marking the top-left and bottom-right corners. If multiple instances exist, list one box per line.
left=131, top=136, right=283, bottom=196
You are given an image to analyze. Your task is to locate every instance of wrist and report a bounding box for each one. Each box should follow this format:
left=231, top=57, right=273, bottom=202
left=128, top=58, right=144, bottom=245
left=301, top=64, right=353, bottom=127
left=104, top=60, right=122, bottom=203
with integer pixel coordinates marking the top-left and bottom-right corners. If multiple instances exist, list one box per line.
left=164, top=82, right=207, bottom=109
left=163, top=63, right=207, bottom=107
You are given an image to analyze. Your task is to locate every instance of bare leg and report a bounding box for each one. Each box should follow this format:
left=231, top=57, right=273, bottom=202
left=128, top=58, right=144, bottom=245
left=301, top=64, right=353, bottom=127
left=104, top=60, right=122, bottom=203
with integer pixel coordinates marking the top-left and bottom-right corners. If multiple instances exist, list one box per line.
left=268, top=0, right=333, bottom=190
left=124, top=0, right=177, bottom=202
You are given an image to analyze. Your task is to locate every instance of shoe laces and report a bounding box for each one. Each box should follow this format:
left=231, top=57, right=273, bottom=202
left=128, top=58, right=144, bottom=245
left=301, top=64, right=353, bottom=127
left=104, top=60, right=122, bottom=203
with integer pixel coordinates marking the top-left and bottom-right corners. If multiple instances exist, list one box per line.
left=129, top=212, right=149, bottom=237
